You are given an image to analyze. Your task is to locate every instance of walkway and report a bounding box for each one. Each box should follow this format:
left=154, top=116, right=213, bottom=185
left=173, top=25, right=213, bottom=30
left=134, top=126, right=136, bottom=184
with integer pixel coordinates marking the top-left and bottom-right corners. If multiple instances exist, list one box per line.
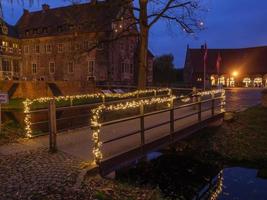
left=0, top=97, right=222, bottom=165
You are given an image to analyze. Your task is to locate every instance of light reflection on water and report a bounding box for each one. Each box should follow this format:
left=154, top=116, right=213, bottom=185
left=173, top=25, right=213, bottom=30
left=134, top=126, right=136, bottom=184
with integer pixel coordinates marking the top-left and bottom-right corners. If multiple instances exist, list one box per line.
left=216, top=167, right=267, bottom=200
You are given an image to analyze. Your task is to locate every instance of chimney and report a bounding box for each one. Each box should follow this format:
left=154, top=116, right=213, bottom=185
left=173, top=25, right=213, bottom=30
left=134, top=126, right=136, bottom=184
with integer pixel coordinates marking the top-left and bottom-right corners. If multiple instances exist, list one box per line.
left=42, top=4, right=50, bottom=11
left=23, top=9, right=29, bottom=15
left=91, top=0, right=97, bottom=4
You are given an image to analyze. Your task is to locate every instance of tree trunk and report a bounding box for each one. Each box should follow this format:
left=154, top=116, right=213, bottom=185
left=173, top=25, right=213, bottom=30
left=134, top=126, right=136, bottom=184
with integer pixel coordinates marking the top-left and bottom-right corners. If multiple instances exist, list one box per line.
left=138, top=0, right=149, bottom=89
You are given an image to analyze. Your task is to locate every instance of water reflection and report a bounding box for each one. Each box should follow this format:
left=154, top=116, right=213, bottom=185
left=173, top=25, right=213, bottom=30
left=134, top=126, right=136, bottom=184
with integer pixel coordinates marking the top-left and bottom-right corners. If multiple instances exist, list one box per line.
left=117, top=153, right=267, bottom=200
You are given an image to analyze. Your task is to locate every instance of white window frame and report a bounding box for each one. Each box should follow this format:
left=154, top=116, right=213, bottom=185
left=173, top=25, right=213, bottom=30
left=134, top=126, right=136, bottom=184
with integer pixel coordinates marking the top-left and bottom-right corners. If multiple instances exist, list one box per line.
left=49, top=62, right=55, bottom=74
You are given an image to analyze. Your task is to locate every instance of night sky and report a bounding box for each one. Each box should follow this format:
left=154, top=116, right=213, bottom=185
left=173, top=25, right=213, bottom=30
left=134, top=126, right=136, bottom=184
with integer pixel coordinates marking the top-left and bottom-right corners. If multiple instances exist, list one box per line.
left=2, top=0, right=267, bottom=67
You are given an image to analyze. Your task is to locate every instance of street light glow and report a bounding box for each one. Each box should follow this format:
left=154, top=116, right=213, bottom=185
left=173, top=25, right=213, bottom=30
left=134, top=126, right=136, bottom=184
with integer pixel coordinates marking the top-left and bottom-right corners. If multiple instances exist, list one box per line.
left=232, top=71, right=238, bottom=77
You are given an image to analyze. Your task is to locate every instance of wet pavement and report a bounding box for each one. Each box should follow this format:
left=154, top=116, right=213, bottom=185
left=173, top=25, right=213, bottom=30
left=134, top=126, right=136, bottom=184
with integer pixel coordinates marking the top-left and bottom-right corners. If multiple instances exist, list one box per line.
left=225, top=88, right=263, bottom=112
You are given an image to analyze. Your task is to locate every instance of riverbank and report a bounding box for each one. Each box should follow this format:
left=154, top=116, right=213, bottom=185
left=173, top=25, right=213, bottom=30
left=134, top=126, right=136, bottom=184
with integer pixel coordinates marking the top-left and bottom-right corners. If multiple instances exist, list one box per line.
left=115, top=105, right=267, bottom=199
left=177, top=105, right=267, bottom=167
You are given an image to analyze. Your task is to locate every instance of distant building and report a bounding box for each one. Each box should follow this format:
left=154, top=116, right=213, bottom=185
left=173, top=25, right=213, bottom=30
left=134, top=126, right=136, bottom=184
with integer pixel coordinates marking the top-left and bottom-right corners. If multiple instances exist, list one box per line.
left=184, top=45, right=267, bottom=87
left=0, top=1, right=153, bottom=85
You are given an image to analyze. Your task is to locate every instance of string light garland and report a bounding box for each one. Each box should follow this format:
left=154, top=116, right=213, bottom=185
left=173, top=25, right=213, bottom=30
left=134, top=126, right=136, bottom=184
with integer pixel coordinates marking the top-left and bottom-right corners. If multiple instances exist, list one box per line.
left=90, top=89, right=226, bottom=164
left=209, top=170, right=224, bottom=200
left=23, top=88, right=171, bottom=137
left=90, top=95, right=176, bottom=164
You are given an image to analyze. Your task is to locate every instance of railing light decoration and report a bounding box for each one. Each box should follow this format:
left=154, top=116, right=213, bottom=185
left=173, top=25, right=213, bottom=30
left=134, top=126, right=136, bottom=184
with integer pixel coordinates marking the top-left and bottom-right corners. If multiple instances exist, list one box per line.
left=23, top=88, right=171, bottom=138
left=91, top=95, right=176, bottom=164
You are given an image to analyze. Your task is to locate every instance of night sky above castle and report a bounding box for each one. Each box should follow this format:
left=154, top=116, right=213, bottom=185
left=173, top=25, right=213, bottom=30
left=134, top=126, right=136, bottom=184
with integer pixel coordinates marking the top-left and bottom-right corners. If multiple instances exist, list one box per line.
left=2, top=0, right=267, bottom=67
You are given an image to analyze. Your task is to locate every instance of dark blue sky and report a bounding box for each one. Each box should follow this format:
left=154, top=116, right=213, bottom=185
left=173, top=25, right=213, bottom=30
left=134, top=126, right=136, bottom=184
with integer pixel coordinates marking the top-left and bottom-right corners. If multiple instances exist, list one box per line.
left=2, top=0, right=267, bottom=67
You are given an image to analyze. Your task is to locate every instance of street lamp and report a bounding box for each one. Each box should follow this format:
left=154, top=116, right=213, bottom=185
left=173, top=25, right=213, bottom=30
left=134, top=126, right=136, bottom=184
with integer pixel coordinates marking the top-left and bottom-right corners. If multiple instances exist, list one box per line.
left=232, top=71, right=238, bottom=77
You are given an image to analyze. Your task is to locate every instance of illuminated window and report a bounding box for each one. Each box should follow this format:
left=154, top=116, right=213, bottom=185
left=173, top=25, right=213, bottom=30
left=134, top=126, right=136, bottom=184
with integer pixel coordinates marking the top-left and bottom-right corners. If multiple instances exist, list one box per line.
left=2, top=41, right=8, bottom=47
left=210, top=75, right=216, bottom=86
left=49, top=62, right=55, bottom=74
left=218, top=76, right=225, bottom=85
left=254, top=77, right=262, bottom=87
left=243, top=77, right=251, bottom=87
left=2, top=59, right=11, bottom=71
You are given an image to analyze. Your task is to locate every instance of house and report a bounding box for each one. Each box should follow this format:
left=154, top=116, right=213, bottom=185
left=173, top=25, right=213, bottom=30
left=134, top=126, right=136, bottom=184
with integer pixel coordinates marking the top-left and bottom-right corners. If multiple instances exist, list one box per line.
left=184, top=45, right=267, bottom=87
left=0, top=0, right=153, bottom=86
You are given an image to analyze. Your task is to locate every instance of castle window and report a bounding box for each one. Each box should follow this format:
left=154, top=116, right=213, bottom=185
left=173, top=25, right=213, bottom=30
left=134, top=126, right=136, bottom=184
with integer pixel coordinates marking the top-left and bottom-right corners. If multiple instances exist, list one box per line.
left=49, top=62, right=55, bottom=74
left=57, top=26, right=63, bottom=33
left=32, top=63, right=37, bottom=74
left=45, top=44, right=52, bottom=53
left=25, top=30, right=30, bottom=36
left=13, top=43, right=18, bottom=48
left=43, top=27, right=48, bottom=34
left=58, top=43, right=64, bottom=53
left=2, top=59, right=11, bottom=71
left=13, top=60, right=20, bottom=73
left=24, top=45, right=29, bottom=54
left=130, top=64, right=134, bottom=73
left=68, top=62, right=74, bottom=73
left=33, top=28, right=38, bottom=34
left=35, top=45, right=40, bottom=53
left=2, top=41, right=8, bottom=47
left=88, top=60, right=95, bottom=76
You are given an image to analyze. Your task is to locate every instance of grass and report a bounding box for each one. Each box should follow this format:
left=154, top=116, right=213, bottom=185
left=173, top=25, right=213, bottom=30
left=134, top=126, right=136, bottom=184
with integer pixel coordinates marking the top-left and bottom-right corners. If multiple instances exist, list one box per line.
left=177, top=105, right=267, bottom=167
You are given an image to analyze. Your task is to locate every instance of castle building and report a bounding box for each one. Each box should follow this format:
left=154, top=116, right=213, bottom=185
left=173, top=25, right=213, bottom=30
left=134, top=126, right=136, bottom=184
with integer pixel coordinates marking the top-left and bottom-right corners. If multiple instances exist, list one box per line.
left=184, top=45, right=267, bottom=87
left=0, top=1, right=153, bottom=86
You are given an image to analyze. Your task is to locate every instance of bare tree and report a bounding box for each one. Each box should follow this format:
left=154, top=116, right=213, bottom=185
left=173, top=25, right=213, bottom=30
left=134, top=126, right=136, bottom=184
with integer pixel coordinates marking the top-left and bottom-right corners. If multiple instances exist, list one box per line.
left=0, top=0, right=205, bottom=89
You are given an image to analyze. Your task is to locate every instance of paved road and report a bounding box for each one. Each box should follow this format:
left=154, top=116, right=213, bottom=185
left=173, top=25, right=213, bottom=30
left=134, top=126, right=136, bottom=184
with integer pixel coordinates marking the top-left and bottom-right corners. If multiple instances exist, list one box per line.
left=225, top=88, right=263, bottom=112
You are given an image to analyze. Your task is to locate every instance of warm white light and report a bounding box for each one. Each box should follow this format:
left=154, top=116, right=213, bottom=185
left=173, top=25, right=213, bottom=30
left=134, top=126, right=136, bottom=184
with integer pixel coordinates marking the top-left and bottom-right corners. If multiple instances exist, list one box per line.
left=232, top=71, right=238, bottom=77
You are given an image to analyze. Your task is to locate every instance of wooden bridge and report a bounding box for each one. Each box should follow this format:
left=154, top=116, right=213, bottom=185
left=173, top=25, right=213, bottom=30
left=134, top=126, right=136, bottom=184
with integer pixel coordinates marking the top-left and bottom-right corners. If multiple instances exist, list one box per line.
left=90, top=89, right=225, bottom=175
left=1, top=88, right=225, bottom=176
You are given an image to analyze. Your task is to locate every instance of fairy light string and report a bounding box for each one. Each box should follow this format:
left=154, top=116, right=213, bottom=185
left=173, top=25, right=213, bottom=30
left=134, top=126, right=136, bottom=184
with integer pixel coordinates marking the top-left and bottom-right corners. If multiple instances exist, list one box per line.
left=23, top=88, right=171, bottom=138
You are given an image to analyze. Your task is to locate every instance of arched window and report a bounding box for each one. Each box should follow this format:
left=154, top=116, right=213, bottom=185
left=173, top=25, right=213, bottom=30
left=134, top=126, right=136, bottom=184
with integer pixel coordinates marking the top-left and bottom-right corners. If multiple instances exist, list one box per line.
left=243, top=77, right=251, bottom=87
left=253, top=77, right=263, bottom=87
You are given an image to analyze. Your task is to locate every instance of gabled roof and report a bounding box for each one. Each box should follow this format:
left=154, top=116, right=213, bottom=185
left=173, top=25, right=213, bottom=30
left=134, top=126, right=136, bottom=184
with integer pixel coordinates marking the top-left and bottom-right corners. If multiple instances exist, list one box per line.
left=186, top=46, right=267, bottom=75
left=0, top=19, right=18, bottom=38
left=16, top=1, right=123, bottom=38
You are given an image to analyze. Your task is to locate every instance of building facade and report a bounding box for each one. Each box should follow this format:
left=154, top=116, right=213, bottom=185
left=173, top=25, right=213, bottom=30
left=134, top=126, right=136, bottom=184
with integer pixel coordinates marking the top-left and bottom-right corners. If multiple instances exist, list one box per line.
left=0, top=1, right=153, bottom=85
left=184, top=45, right=267, bottom=87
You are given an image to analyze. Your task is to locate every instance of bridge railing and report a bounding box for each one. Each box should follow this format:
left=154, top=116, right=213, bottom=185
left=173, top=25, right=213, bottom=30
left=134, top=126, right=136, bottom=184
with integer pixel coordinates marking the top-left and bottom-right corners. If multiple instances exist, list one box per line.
left=90, top=89, right=226, bottom=166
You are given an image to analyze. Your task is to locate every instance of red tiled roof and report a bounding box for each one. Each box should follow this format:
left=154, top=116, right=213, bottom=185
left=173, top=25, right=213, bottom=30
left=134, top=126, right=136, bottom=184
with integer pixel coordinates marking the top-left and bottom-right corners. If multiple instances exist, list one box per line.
left=186, top=46, right=267, bottom=75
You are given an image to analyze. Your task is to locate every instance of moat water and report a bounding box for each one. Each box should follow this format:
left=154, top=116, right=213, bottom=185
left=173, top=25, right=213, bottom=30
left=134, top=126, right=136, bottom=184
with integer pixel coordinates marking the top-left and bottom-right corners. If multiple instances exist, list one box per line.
left=117, top=153, right=267, bottom=200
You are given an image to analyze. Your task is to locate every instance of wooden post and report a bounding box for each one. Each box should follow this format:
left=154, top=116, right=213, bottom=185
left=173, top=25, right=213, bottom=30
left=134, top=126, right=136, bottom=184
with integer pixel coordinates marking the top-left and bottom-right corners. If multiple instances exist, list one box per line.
left=140, top=104, right=145, bottom=154
left=211, top=93, right=215, bottom=116
left=170, top=99, right=174, bottom=141
left=198, top=96, right=202, bottom=122
left=192, top=87, right=197, bottom=110
left=49, top=99, right=57, bottom=153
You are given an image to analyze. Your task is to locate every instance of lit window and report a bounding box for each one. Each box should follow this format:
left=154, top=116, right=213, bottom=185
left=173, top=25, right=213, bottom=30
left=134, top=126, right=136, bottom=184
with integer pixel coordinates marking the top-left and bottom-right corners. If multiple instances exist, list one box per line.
left=68, top=62, right=74, bottom=73
left=88, top=60, right=95, bottom=76
left=49, top=62, right=55, bottom=74
left=32, top=63, right=37, bottom=74
left=2, top=41, right=8, bottom=47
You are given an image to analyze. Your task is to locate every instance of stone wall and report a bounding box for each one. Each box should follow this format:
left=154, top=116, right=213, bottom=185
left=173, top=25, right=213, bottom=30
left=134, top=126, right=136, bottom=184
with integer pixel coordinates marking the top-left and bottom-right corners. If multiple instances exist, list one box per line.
left=0, top=80, right=97, bottom=99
